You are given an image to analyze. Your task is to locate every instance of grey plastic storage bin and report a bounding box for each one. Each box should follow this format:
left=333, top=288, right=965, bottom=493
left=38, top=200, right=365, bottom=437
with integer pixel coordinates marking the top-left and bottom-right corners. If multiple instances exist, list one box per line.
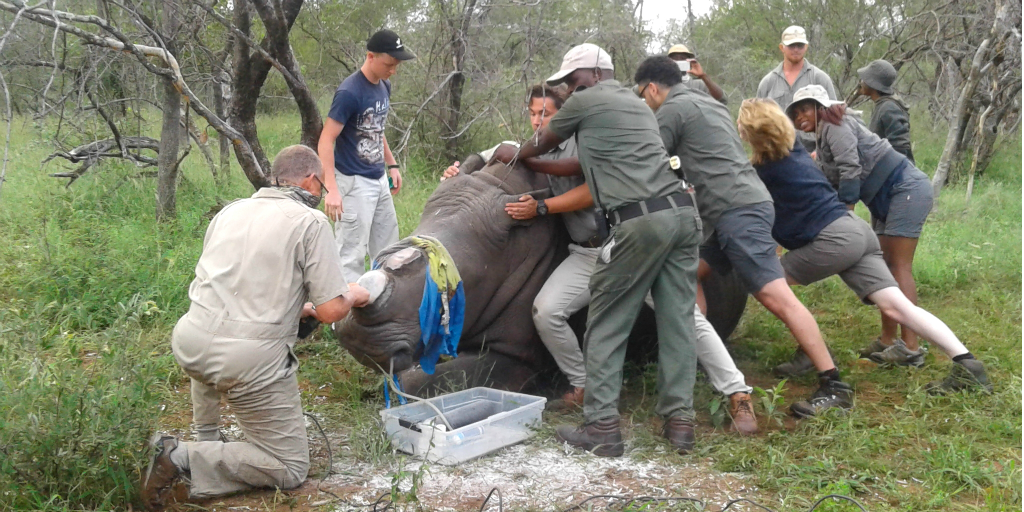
left=379, top=387, right=546, bottom=465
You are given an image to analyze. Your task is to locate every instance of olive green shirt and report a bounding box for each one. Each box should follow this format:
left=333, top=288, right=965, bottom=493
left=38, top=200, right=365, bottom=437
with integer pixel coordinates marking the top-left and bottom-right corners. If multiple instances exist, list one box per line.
left=546, top=80, right=684, bottom=212
left=540, top=137, right=600, bottom=244
left=186, top=187, right=349, bottom=339
left=656, top=84, right=772, bottom=232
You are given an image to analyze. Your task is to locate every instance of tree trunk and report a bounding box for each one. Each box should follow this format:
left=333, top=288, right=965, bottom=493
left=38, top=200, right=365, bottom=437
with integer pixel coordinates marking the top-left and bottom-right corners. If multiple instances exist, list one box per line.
left=932, top=37, right=990, bottom=197
left=443, top=0, right=477, bottom=163
left=156, top=0, right=181, bottom=220
left=214, top=71, right=231, bottom=181
left=228, top=0, right=308, bottom=189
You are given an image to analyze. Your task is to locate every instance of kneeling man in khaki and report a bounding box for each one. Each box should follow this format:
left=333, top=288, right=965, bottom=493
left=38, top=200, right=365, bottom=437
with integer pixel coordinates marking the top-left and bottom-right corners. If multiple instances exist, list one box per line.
left=141, top=145, right=370, bottom=510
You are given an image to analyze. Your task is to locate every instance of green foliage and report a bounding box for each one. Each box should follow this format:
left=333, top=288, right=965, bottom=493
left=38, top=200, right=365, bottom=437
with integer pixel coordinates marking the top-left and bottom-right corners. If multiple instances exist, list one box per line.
left=0, top=113, right=1019, bottom=511
left=753, top=379, right=788, bottom=427
left=0, top=302, right=177, bottom=510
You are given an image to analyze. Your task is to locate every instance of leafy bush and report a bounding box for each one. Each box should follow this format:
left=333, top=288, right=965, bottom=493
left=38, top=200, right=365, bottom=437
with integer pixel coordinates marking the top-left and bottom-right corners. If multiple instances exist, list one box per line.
left=0, top=302, right=176, bottom=510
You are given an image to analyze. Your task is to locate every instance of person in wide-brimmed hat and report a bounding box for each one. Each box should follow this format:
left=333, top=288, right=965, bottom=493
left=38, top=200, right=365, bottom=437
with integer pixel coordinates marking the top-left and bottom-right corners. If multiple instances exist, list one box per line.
left=737, top=97, right=991, bottom=396
left=666, top=43, right=727, bottom=103
left=858, top=59, right=914, bottom=163
left=786, top=84, right=936, bottom=367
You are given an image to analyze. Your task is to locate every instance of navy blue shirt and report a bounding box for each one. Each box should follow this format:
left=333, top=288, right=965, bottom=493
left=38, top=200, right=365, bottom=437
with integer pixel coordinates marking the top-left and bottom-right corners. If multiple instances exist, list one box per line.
left=327, top=70, right=391, bottom=179
left=753, top=144, right=848, bottom=250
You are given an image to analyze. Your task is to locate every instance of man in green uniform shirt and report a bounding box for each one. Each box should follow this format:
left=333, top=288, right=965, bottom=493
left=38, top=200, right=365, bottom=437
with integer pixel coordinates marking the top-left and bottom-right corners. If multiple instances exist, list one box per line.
left=493, top=43, right=703, bottom=456
left=634, top=56, right=853, bottom=418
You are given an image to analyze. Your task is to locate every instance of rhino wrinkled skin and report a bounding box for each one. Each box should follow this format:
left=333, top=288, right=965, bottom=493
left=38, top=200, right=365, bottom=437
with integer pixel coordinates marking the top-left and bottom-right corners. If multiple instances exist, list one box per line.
left=333, top=155, right=747, bottom=396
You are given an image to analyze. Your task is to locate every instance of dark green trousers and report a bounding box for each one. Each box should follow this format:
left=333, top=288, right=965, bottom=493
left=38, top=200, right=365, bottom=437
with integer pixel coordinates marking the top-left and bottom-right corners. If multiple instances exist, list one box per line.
left=583, top=205, right=702, bottom=422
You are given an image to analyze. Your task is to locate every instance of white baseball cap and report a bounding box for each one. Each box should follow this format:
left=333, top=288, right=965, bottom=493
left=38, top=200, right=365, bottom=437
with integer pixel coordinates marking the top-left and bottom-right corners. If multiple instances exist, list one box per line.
left=781, top=25, right=809, bottom=46
left=785, top=84, right=844, bottom=115
left=546, top=43, right=614, bottom=85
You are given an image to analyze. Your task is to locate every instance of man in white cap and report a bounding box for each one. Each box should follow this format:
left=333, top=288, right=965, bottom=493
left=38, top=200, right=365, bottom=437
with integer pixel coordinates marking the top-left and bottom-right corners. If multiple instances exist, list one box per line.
left=756, top=25, right=836, bottom=109
left=492, top=43, right=704, bottom=456
left=667, top=44, right=727, bottom=103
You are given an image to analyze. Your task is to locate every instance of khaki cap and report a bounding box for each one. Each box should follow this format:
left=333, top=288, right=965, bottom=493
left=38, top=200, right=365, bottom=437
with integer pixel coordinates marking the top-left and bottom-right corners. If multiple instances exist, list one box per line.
left=667, top=44, right=693, bottom=56
left=781, top=25, right=809, bottom=46
left=546, top=43, right=614, bottom=85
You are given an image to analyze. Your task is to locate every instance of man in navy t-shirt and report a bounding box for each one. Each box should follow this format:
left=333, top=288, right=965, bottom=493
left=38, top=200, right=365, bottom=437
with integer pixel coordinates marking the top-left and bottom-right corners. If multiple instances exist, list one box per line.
left=317, top=29, right=415, bottom=282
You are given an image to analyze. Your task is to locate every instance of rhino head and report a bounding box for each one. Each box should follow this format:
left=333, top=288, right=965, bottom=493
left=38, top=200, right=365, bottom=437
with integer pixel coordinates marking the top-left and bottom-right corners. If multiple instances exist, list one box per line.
left=334, top=156, right=565, bottom=390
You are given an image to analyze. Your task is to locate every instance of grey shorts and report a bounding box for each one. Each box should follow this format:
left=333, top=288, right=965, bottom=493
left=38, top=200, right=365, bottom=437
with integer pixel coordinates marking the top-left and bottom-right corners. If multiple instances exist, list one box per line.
left=783, top=212, right=898, bottom=304
left=872, top=166, right=933, bottom=238
left=700, top=201, right=786, bottom=294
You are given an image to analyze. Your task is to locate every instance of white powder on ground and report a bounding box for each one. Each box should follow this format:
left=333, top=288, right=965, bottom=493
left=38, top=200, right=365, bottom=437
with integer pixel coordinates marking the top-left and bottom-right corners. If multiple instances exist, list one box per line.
left=324, top=441, right=758, bottom=511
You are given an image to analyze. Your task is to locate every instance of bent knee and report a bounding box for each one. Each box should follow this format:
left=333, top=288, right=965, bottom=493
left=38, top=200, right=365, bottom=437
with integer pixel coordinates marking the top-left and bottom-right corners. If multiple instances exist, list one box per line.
left=279, top=459, right=309, bottom=490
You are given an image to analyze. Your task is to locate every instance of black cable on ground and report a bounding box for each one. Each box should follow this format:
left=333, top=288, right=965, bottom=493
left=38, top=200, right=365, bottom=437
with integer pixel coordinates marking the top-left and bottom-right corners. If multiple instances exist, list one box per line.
left=721, top=497, right=778, bottom=511
left=807, top=494, right=868, bottom=511
left=559, top=495, right=631, bottom=512
left=479, top=486, right=503, bottom=512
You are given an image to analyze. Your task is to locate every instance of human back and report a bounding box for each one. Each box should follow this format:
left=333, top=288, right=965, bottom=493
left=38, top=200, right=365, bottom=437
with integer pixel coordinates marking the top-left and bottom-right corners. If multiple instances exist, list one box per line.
left=547, top=81, right=683, bottom=211
left=190, top=194, right=339, bottom=330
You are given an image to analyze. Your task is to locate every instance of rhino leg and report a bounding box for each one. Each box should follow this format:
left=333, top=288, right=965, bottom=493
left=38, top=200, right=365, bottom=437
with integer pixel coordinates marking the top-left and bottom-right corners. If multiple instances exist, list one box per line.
left=398, top=352, right=543, bottom=397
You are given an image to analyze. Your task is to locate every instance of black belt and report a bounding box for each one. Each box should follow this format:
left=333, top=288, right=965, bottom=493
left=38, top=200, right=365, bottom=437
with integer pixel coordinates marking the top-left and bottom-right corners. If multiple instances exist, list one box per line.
left=577, top=235, right=605, bottom=248
left=608, top=193, right=694, bottom=227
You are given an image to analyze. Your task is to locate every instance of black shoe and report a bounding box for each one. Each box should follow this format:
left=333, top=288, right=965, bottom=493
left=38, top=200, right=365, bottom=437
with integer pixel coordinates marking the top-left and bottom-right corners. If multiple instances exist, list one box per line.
left=661, top=416, right=696, bottom=454
left=791, top=377, right=854, bottom=418
left=773, top=348, right=817, bottom=377
left=141, top=435, right=189, bottom=511
left=926, top=359, right=993, bottom=395
left=555, top=417, right=624, bottom=457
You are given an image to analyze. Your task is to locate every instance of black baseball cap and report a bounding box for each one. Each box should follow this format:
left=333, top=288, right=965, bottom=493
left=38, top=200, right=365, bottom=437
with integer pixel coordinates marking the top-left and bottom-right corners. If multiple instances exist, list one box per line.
left=367, top=30, right=416, bottom=61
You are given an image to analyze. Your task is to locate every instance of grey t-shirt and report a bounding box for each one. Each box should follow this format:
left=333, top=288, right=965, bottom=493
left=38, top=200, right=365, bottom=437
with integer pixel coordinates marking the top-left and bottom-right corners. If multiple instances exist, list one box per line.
left=756, top=60, right=837, bottom=151
left=546, top=80, right=685, bottom=212
left=539, top=137, right=599, bottom=244
left=656, top=84, right=771, bottom=232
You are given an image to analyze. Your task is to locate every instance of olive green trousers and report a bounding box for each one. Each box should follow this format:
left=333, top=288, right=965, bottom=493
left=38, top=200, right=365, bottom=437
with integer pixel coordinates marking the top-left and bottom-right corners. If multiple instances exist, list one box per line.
left=583, top=205, right=702, bottom=422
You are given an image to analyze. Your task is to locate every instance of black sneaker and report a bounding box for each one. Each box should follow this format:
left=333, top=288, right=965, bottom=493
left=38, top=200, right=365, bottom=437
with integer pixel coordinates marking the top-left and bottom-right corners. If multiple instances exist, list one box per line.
left=926, top=359, right=993, bottom=395
left=791, top=377, right=854, bottom=418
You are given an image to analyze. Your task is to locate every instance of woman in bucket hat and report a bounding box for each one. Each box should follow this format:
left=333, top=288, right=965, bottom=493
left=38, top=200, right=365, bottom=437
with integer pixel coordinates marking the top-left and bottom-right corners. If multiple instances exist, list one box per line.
left=858, top=59, right=914, bottom=163
left=786, top=84, right=933, bottom=368
left=738, top=98, right=991, bottom=394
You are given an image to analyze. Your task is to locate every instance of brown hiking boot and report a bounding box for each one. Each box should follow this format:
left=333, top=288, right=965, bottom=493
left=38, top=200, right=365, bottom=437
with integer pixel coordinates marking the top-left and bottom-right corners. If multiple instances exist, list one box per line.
left=728, top=392, right=759, bottom=436
left=141, top=435, right=189, bottom=511
left=661, top=416, right=696, bottom=454
left=555, top=417, right=624, bottom=457
left=548, top=387, right=585, bottom=411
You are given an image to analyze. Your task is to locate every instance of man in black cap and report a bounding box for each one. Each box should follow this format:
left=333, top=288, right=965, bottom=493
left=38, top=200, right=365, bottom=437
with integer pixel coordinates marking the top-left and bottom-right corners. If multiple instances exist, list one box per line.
left=318, top=30, right=416, bottom=283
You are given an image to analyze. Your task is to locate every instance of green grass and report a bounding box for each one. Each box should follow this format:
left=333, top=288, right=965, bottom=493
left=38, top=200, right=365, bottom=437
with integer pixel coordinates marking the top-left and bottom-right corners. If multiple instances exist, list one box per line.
left=0, top=113, right=1019, bottom=510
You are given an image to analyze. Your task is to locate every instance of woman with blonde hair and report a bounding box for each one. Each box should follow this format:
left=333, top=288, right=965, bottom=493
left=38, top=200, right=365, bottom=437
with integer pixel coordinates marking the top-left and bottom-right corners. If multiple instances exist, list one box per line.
left=736, top=98, right=991, bottom=395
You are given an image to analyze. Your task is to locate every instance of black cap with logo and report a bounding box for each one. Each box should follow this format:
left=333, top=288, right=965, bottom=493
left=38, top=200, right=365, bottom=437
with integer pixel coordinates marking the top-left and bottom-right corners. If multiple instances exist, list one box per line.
left=367, top=30, right=416, bottom=61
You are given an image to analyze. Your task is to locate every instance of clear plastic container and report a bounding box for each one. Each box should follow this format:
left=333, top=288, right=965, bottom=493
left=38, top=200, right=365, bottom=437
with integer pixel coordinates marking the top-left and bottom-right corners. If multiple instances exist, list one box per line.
left=379, top=387, right=547, bottom=465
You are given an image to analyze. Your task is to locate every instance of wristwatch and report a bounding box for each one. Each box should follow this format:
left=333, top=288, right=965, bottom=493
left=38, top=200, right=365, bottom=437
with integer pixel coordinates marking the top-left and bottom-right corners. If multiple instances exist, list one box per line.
left=536, top=199, right=548, bottom=216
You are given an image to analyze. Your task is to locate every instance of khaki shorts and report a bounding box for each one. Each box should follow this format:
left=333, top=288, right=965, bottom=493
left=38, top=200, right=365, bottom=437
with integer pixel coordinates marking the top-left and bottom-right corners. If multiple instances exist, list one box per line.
left=781, top=212, right=898, bottom=304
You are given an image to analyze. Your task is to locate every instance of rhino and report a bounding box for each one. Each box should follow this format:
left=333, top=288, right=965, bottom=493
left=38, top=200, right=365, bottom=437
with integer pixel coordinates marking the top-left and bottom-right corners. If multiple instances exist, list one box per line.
left=334, top=156, right=747, bottom=395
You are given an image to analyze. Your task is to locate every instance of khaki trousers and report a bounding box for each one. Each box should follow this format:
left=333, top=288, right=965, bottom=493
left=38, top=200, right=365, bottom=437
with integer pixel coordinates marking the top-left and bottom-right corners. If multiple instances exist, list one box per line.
left=171, top=313, right=309, bottom=498
left=584, top=206, right=702, bottom=422
left=334, top=172, right=400, bottom=283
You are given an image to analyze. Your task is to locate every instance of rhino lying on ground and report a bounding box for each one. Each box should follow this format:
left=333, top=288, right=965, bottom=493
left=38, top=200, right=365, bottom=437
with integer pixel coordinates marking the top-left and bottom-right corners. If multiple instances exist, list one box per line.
left=333, top=156, right=747, bottom=396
